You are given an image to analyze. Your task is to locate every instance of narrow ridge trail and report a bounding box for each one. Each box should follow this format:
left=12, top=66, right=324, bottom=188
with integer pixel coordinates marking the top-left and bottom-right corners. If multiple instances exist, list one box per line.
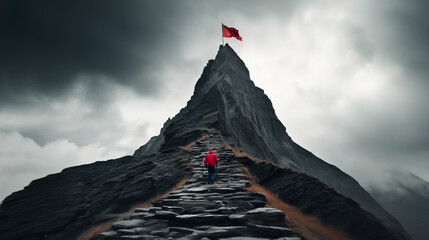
left=96, top=132, right=302, bottom=239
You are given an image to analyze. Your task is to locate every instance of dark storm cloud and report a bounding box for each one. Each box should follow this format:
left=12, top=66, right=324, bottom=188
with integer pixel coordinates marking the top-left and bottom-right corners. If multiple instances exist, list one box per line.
left=0, top=0, right=310, bottom=107
left=348, top=0, right=429, bottom=161
left=0, top=0, right=190, bottom=106
left=368, top=0, right=429, bottom=82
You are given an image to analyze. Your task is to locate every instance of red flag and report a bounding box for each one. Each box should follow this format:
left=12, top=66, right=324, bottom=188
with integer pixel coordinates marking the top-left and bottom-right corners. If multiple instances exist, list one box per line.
left=222, top=24, right=242, bottom=41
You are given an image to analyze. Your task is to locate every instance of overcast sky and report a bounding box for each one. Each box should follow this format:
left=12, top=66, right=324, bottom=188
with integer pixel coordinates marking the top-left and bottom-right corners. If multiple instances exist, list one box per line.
left=1, top=0, right=428, bottom=201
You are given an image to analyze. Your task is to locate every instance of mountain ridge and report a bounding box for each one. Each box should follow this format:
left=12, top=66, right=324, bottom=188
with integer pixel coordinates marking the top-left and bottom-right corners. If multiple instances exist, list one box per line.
left=370, top=171, right=429, bottom=240
left=0, top=44, right=410, bottom=240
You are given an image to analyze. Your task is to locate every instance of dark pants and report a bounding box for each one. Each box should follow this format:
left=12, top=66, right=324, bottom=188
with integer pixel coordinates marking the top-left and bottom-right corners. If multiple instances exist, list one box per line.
left=207, top=166, right=216, bottom=183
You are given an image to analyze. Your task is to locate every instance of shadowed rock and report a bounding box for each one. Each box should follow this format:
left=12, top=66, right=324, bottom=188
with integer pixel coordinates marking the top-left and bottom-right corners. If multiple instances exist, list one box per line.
left=0, top=153, right=191, bottom=240
left=112, top=219, right=146, bottom=230
left=246, top=207, right=286, bottom=226
left=238, top=156, right=406, bottom=240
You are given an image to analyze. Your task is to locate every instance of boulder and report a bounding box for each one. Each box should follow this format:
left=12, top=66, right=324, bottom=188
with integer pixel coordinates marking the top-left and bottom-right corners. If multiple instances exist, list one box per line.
left=175, top=214, right=229, bottom=225
left=250, top=224, right=296, bottom=238
left=111, top=219, right=145, bottom=230
left=154, top=210, right=178, bottom=220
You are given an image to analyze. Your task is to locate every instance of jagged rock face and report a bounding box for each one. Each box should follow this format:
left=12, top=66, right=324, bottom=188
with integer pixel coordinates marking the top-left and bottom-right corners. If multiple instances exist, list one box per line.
left=238, top=156, right=405, bottom=240
left=191, top=45, right=294, bottom=166
left=0, top=152, right=191, bottom=240
left=134, top=44, right=409, bottom=238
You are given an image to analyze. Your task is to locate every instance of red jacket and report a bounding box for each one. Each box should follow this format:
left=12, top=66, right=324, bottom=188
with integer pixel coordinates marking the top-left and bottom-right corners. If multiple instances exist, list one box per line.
left=204, top=150, right=219, bottom=167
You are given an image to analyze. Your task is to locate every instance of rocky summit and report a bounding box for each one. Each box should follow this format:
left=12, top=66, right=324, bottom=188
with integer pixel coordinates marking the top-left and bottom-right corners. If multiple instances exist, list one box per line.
left=0, top=44, right=410, bottom=240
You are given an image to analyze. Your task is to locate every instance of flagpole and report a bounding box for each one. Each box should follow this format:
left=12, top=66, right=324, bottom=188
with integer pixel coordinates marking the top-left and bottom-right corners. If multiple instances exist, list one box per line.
left=221, top=23, right=224, bottom=46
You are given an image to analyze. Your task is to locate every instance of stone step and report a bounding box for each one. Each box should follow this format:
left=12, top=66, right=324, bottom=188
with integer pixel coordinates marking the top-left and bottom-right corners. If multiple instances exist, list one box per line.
left=246, top=207, right=286, bottom=226
left=112, top=219, right=146, bottom=230
left=174, top=213, right=230, bottom=225
left=250, top=224, right=298, bottom=238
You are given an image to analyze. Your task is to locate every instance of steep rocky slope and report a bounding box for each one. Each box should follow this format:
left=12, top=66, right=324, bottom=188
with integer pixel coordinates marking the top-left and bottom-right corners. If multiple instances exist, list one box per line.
left=0, top=152, right=191, bottom=240
left=134, top=44, right=409, bottom=238
left=238, top=156, right=403, bottom=240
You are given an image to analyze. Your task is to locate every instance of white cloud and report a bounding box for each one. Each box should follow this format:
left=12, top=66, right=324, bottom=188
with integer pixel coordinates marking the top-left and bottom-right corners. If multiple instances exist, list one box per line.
left=0, top=131, right=119, bottom=201
left=0, top=72, right=198, bottom=201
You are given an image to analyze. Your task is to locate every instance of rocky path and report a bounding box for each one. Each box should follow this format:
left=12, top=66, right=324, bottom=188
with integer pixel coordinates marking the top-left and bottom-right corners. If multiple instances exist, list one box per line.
left=96, top=134, right=302, bottom=239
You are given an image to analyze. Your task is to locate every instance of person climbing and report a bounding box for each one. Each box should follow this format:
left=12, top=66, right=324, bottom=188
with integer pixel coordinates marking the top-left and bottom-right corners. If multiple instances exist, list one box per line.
left=204, top=150, right=219, bottom=184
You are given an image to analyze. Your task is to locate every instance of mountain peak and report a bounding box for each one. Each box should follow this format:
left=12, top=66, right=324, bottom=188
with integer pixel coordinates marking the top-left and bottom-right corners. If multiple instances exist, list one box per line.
left=215, top=43, right=243, bottom=65
left=193, top=44, right=251, bottom=98
left=139, top=45, right=409, bottom=238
